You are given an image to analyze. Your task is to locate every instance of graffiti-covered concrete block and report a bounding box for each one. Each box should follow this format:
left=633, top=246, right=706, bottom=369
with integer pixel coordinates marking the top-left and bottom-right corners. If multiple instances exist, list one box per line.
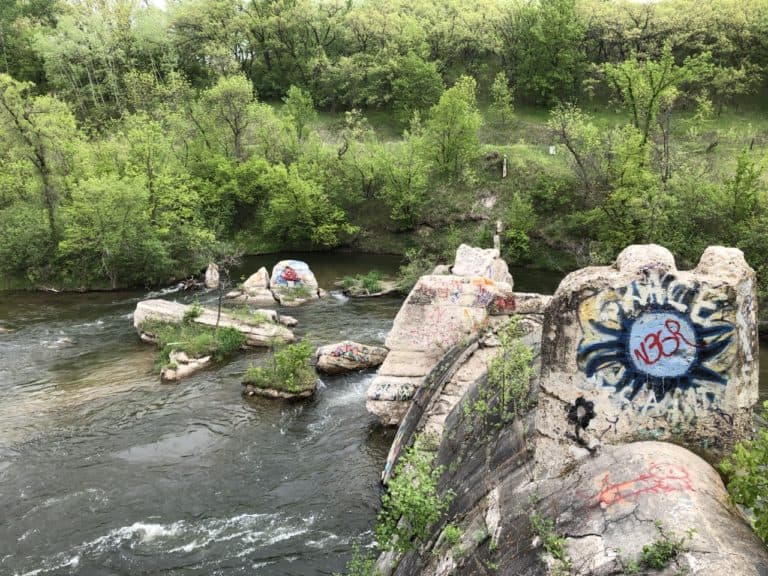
left=368, top=274, right=516, bottom=425
left=536, top=244, right=758, bottom=468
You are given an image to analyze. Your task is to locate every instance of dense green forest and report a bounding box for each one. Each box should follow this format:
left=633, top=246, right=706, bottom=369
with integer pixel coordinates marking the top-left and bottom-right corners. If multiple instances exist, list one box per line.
left=1, top=0, right=768, bottom=291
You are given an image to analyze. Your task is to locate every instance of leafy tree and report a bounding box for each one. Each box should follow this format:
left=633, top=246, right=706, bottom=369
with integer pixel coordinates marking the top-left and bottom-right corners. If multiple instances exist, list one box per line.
left=263, top=165, right=358, bottom=248
left=0, top=74, right=78, bottom=246
left=598, top=44, right=711, bottom=145
left=390, top=53, right=444, bottom=124
left=489, top=71, right=514, bottom=127
left=422, top=75, right=482, bottom=179
left=378, top=123, right=430, bottom=228
left=282, top=85, right=316, bottom=141
left=499, top=0, right=586, bottom=104
left=203, top=74, right=256, bottom=162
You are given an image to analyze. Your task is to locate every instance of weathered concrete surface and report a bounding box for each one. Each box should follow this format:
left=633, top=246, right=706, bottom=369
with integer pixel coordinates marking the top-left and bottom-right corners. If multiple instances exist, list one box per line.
left=133, top=299, right=294, bottom=346
left=315, top=341, right=388, bottom=374
left=366, top=274, right=517, bottom=425
left=536, top=244, right=758, bottom=473
left=452, top=244, right=514, bottom=286
left=204, top=262, right=219, bottom=289
left=375, top=244, right=767, bottom=576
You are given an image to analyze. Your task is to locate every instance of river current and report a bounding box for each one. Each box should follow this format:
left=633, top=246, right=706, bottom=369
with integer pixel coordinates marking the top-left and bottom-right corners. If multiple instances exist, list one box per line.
left=0, top=255, right=763, bottom=575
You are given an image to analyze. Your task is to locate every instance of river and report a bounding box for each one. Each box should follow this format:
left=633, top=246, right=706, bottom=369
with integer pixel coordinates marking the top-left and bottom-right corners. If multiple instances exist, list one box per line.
left=0, top=255, right=764, bottom=575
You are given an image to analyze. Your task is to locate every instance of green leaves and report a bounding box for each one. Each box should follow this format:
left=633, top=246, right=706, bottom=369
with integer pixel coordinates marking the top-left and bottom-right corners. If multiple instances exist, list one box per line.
left=375, top=438, right=452, bottom=552
left=721, top=401, right=768, bottom=544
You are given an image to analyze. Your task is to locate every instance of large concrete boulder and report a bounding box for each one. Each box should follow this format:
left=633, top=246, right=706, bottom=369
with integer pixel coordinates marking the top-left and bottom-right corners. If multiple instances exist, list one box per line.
left=535, top=244, right=758, bottom=473
left=367, top=274, right=516, bottom=425
left=315, top=341, right=388, bottom=374
left=271, top=260, right=320, bottom=306
left=452, top=244, right=514, bottom=286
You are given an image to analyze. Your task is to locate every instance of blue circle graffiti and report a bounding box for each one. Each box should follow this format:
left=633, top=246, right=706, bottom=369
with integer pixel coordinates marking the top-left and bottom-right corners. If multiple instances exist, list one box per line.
left=576, top=273, right=734, bottom=403
left=628, top=312, right=697, bottom=378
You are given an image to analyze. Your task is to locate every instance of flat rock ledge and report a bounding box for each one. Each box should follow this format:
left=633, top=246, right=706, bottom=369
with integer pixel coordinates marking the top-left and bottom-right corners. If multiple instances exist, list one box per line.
left=315, top=341, right=388, bottom=374
left=133, top=299, right=294, bottom=347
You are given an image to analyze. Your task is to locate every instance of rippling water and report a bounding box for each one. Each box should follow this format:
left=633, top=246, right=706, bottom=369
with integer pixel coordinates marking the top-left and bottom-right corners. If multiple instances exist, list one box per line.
left=0, top=256, right=764, bottom=575
left=0, top=255, right=403, bottom=576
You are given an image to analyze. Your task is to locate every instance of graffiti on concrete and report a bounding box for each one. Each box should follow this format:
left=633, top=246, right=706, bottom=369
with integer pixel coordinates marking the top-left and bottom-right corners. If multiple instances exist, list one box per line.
left=330, top=343, right=373, bottom=363
left=577, top=273, right=734, bottom=403
left=592, top=462, right=694, bottom=509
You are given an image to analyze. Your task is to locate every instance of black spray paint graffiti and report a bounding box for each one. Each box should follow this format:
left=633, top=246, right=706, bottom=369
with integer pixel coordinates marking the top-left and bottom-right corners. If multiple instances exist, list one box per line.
left=577, top=272, right=734, bottom=403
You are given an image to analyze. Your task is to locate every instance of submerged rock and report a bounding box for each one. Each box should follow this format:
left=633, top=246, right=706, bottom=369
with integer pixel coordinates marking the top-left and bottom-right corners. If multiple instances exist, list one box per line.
left=161, top=351, right=211, bottom=382
left=242, top=382, right=316, bottom=399
left=315, top=341, right=388, bottom=374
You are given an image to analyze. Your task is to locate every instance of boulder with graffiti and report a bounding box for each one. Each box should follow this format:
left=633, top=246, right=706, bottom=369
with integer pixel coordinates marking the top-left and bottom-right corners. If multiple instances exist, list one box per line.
left=315, top=340, right=388, bottom=374
left=535, top=244, right=757, bottom=470
left=270, top=260, right=321, bottom=306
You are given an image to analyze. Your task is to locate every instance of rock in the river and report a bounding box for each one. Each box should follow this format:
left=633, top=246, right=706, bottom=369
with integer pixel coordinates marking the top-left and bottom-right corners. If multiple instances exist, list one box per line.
left=0, top=326, right=14, bottom=334
left=315, top=341, right=388, bottom=374
left=242, top=382, right=316, bottom=399
left=133, top=299, right=294, bottom=347
left=204, top=262, right=220, bottom=289
left=270, top=260, right=320, bottom=306
left=161, top=350, right=211, bottom=382
left=226, top=267, right=277, bottom=306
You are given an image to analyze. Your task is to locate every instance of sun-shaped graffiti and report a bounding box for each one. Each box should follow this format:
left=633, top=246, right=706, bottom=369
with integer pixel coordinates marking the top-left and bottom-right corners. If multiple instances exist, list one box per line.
left=577, top=272, right=735, bottom=403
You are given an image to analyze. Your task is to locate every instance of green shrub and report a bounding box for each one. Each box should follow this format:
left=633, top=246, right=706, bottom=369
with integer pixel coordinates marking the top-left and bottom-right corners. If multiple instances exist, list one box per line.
left=243, top=339, right=316, bottom=393
left=360, top=270, right=382, bottom=293
left=333, top=544, right=378, bottom=576
left=375, top=437, right=453, bottom=552
left=530, top=512, right=571, bottom=572
left=140, top=320, right=246, bottom=367
left=278, top=284, right=314, bottom=301
left=487, top=320, right=534, bottom=422
left=226, top=305, right=270, bottom=326
left=720, top=400, right=768, bottom=544
left=183, top=300, right=204, bottom=323
left=341, top=276, right=357, bottom=289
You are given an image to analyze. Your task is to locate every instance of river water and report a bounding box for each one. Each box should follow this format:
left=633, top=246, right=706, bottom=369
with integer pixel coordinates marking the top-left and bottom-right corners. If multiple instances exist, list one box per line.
left=0, top=255, right=764, bottom=575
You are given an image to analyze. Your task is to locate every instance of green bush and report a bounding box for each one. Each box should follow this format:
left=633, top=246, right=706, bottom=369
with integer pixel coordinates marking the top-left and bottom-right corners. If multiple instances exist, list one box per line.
left=720, top=400, right=768, bottom=544
left=333, top=544, right=378, bottom=576
left=360, top=270, right=382, bottom=293
left=487, top=320, right=534, bottom=422
left=140, top=320, right=246, bottom=366
left=183, top=300, right=204, bottom=323
left=375, top=437, right=453, bottom=552
left=243, top=339, right=316, bottom=393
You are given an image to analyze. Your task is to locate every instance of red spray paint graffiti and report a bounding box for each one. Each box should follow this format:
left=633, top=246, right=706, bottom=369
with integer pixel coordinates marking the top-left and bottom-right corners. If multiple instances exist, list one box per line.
left=592, top=463, right=694, bottom=509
